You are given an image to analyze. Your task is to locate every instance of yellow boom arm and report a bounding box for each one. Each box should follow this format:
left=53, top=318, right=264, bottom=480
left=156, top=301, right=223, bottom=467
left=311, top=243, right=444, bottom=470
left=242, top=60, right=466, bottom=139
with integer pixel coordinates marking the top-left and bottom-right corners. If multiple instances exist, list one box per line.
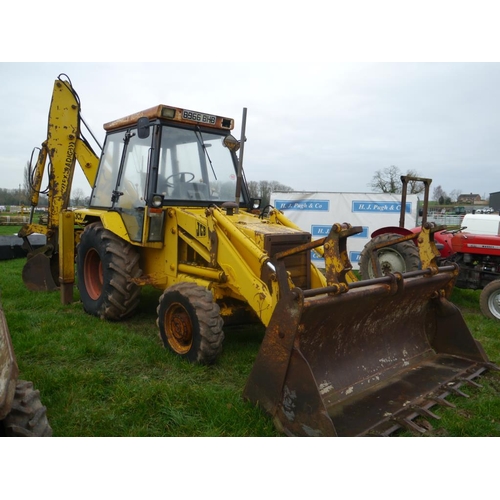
left=19, top=76, right=100, bottom=292
left=19, top=76, right=100, bottom=240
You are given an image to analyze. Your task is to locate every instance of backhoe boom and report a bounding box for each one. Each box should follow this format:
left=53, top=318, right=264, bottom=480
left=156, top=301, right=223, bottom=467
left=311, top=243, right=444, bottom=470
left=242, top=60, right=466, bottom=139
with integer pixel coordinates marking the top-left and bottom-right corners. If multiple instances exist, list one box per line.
left=19, top=75, right=99, bottom=291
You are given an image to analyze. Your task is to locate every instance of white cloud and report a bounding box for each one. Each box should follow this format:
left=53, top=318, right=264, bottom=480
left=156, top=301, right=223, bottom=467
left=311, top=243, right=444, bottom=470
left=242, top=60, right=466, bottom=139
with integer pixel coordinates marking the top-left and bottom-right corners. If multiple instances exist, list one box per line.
left=1, top=62, right=499, bottom=201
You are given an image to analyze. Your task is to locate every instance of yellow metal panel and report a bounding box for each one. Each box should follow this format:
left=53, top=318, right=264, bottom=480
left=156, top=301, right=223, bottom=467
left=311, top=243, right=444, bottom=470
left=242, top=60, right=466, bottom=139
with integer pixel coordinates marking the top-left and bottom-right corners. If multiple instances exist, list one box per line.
left=58, top=210, right=75, bottom=284
left=74, top=209, right=132, bottom=243
left=75, top=140, right=99, bottom=187
left=173, top=208, right=212, bottom=250
left=214, top=226, right=275, bottom=325
left=164, top=208, right=179, bottom=278
left=58, top=210, right=75, bottom=304
left=45, top=80, right=81, bottom=228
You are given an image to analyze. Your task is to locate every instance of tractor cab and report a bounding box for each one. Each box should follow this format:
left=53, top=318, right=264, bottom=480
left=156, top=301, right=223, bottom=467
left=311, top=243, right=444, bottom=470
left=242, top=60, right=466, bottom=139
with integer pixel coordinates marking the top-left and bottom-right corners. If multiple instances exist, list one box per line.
left=89, top=105, right=249, bottom=242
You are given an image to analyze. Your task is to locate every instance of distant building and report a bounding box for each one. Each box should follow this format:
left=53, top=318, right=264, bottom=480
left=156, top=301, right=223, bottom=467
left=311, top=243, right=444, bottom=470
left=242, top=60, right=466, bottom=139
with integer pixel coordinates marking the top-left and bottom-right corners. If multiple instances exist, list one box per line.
left=457, top=193, right=482, bottom=204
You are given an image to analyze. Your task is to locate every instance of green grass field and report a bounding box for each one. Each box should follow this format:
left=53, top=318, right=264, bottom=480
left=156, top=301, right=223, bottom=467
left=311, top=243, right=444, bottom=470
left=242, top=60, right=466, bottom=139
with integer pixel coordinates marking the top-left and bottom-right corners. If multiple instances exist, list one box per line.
left=1, top=225, right=499, bottom=437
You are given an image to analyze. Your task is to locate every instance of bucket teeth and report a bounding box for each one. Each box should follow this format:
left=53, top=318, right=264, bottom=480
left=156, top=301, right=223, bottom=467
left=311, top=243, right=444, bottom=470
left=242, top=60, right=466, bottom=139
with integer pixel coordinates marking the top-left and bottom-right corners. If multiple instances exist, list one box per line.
left=391, top=417, right=429, bottom=434
left=484, top=362, right=500, bottom=372
left=410, top=405, right=441, bottom=421
left=429, top=396, right=456, bottom=408
left=245, top=255, right=498, bottom=437
left=445, top=385, right=470, bottom=398
left=457, top=377, right=482, bottom=389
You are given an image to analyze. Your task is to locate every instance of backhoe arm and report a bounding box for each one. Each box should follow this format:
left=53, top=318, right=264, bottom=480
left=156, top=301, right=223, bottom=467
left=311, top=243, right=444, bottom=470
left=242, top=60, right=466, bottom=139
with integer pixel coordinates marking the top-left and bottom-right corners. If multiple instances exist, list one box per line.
left=19, top=76, right=99, bottom=239
left=19, top=76, right=100, bottom=292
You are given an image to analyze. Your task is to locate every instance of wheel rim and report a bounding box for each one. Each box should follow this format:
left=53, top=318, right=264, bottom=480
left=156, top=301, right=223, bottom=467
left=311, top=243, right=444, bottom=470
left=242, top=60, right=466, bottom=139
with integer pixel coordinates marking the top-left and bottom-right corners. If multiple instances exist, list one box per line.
left=368, top=248, right=406, bottom=278
left=84, top=248, right=103, bottom=300
left=488, top=289, right=500, bottom=319
left=164, top=302, right=193, bottom=354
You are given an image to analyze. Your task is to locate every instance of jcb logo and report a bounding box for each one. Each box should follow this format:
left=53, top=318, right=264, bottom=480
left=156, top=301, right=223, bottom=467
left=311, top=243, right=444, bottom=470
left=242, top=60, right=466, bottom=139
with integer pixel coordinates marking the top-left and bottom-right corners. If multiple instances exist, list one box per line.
left=196, top=222, right=207, bottom=237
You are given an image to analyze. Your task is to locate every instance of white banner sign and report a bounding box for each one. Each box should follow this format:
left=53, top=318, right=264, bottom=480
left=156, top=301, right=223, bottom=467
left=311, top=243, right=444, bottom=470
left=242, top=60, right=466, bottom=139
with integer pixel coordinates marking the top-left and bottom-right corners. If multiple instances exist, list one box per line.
left=270, top=191, right=419, bottom=269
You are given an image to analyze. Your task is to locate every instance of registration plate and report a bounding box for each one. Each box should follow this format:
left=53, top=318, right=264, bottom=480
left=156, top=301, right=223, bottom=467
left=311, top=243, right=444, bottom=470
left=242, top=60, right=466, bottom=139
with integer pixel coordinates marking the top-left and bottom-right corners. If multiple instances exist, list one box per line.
left=182, top=109, right=217, bottom=125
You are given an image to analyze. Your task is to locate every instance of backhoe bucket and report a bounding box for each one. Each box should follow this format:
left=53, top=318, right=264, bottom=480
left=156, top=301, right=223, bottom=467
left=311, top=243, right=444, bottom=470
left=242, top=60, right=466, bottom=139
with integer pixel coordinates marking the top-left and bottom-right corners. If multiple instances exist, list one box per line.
left=22, top=251, right=59, bottom=291
left=244, top=266, right=496, bottom=436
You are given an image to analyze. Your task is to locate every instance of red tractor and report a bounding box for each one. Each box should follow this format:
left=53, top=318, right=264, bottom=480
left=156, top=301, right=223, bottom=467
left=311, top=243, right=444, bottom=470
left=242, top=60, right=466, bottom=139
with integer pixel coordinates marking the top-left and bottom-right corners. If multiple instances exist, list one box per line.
left=432, top=222, right=500, bottom=319
left=358, top=176, right=500, bottom=320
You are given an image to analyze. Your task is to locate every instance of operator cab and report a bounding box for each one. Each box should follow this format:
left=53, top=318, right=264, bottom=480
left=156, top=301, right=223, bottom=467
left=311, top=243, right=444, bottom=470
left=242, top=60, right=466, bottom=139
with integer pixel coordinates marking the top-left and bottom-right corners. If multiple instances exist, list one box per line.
left=89, top=104, right=251, bottom=242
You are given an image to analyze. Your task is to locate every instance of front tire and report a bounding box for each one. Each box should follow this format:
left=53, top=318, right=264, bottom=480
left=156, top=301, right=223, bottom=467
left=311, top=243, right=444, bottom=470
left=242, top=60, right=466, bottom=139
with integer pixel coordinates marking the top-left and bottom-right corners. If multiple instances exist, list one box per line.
left=157, top=283, right=224, bottom=364
left=76, top=222, right=142, bottom=320
left=359, top=232, right=421, bottom=279
left=480, top=280, right=500, bottom=320
left=1, top=380, right=52, bottom=437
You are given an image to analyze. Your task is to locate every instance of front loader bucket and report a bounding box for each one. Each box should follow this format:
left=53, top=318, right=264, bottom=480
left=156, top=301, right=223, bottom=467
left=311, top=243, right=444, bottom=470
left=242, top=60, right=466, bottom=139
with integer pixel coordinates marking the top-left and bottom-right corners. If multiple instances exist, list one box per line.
left=243, top=266, right=496, bottom=436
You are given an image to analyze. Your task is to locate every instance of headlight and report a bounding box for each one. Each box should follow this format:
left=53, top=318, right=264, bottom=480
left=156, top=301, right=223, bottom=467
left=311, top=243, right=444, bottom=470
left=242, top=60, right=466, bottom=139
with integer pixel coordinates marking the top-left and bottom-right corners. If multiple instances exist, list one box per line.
left=161, top=107, right=176, bottom=119
left=151, top=194, right=164, bottom=208
left=252, top=198, right=262, bottom=210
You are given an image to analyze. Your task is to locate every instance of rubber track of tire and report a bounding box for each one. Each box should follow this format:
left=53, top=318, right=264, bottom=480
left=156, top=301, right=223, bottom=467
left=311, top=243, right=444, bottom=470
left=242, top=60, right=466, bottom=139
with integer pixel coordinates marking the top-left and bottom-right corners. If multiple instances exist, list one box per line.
left=82, top=222, right=142, bottom=320
left=157, top=282, right=224, bottom=364
left=358, top=232, right=421, bottom=279
left=2, top=380, right=52, bottom=437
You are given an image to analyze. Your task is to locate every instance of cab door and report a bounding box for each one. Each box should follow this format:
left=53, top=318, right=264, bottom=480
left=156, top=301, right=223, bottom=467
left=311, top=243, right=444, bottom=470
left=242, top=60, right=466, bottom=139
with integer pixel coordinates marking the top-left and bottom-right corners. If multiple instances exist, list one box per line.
left=113, top=130, right=152, bottom=242
left=90, top=124, right=153, bottom=242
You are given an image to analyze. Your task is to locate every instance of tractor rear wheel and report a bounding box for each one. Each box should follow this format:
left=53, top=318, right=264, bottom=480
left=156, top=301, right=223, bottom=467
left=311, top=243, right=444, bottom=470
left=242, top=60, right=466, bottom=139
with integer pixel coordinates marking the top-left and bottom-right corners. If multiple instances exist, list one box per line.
left=77, top=222, right=142, bottom=320
left=480, top=280, right=500, bottom=320
left=359, top=233, right=421, bottom=279
left=0, top=380, right=52, bottom=437
left=157, top=283, right=224, bottom=364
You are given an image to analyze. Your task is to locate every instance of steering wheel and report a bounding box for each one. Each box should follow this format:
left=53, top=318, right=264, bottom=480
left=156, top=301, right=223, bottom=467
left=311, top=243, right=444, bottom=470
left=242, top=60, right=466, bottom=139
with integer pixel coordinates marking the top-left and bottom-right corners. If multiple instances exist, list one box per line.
left=165, top=172, right=195, bottom=187
left=443, top=226, right=466, bottom=235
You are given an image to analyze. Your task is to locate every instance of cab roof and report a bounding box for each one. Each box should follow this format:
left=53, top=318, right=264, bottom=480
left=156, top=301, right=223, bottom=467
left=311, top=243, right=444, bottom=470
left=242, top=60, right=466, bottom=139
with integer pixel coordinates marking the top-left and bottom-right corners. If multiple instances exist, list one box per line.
left=103, top=105, right=234, bottom=132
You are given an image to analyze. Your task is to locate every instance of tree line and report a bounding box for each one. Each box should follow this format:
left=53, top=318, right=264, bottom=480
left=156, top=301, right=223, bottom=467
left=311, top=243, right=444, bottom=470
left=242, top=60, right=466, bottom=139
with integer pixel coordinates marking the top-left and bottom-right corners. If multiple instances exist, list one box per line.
left=0, top=162, right=93, bottom=208
left=247, top=180, right=293, bottom=207
left=6, top=163, right=469, bottom=209
left=0, top=187, right=31, bottom=206
left=1, top=180, right=292, bottom=209
left=368, top=165, right=468, bottom=203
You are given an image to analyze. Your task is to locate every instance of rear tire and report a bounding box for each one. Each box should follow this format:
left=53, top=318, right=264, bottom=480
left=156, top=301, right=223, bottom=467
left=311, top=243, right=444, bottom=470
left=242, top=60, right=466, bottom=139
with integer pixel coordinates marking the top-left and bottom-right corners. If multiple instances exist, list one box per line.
left=77, top=222, right=142, bottom=320
left=1, top=380, right=52, bottom=437
left=157, top=283, right=224, bottom=364
left=359, top=233, right=421, bottom=279
left=480, top=280, right=500, bottom=320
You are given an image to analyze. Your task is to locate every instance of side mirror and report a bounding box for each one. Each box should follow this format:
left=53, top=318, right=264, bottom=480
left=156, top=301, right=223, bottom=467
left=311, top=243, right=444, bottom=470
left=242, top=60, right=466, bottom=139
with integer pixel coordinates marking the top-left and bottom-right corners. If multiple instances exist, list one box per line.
left=222, top=135, right=240, bottom=152
left=137, top=117, right=150, bottom=139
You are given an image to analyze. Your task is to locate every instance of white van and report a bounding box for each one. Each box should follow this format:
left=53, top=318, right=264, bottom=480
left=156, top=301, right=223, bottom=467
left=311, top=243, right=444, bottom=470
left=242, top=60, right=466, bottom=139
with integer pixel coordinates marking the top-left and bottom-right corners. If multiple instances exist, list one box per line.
left=461, top=214, right=500, bottom=235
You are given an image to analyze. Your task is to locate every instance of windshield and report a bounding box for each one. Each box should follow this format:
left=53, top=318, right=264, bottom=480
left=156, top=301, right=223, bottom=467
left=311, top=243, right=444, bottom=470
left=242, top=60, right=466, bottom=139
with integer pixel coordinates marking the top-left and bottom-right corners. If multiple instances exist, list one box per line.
left=158, top=126, right=238, bottom=202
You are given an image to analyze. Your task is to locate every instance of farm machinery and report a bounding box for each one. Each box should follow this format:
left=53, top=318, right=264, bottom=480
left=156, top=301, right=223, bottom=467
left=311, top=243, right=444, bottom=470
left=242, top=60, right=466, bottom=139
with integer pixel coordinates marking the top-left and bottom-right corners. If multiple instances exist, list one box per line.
left=16, top=75, right=499, bottom=436
left=433, top=217, right=500, bottom=320
left=359, top=176, right=500, bottom=320
left=0, top=298, right=52, bottom=436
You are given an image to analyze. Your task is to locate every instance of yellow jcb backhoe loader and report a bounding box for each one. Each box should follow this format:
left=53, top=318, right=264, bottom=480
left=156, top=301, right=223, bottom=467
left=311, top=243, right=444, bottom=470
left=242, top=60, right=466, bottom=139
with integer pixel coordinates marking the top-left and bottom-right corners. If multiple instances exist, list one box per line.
left=18, top=74, right=498, bottom=436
